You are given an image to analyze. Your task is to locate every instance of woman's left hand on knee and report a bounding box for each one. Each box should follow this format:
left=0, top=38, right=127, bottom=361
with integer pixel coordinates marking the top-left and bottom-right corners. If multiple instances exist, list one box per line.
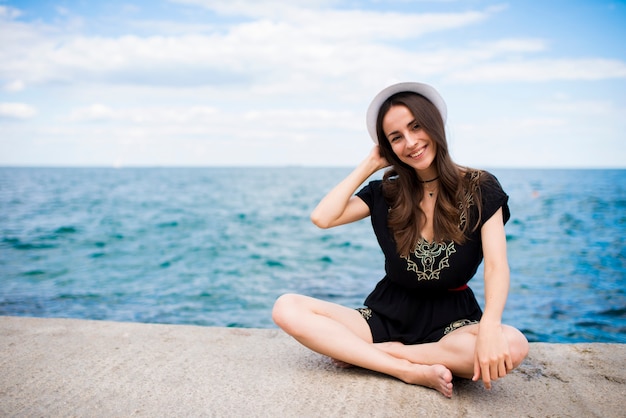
left=472, top=323, right=513, bottom=389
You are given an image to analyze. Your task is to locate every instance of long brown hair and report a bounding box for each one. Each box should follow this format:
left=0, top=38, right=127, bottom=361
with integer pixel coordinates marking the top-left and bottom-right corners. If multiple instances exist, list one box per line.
left=375, top=92, right=482, bottom=257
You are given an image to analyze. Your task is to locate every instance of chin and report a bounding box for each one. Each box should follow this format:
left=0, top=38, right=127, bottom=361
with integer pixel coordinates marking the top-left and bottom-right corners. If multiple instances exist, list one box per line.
left=404, top=158, right=435, bottom=172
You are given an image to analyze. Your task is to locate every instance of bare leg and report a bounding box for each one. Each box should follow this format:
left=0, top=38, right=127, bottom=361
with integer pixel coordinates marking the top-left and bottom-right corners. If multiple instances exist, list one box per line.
left=376, top=324, right=529, bottom=379
left=272, top=294, right=454, bottom=397
left=330, top=358, right=355, bottom=368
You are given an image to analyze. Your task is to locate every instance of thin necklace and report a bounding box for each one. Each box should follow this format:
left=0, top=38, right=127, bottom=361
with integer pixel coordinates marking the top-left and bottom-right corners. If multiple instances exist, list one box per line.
left=420, top=176, right=439, bottom=197
left=425, top=187, right=437, bottom=198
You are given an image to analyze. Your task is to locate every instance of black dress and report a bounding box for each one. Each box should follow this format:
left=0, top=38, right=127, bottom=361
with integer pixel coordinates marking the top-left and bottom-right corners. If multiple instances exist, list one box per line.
left=355, top=170, right=510, bottom=344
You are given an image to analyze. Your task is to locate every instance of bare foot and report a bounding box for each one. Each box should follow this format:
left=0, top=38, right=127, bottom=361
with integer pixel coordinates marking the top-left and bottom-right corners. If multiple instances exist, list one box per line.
left=402, top=363, right=454, bottom=398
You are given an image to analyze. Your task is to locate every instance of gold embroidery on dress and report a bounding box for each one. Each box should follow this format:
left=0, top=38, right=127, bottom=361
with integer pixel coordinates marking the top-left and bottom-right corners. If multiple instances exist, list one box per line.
left=403, top=171, right=481, bottom=281
left=356, top=307, right=372, bottom=320
left=444, top=319, right=479, bottom=335
left=458, top=170, right=480, bottom=229
left=404, top=239, right=457, bottom=281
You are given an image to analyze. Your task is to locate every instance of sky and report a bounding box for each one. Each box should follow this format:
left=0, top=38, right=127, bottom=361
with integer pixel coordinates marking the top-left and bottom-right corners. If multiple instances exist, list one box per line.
left=1, top=0, right=625, bottom=168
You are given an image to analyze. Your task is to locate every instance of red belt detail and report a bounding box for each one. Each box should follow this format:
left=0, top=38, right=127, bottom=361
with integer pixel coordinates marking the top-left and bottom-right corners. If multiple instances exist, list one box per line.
left=448, top=284, right=468, bottom=291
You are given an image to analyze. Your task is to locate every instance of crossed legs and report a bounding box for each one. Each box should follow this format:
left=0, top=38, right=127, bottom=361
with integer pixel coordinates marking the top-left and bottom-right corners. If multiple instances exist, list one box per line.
left=376, top=323, right=529, bottom=381
left=272, top=293, right=528, bottom=398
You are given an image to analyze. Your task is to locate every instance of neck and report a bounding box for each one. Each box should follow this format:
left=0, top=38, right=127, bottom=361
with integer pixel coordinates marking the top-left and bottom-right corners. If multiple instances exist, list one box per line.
left=421, top=176, right=439, bottom=198
left=419, top=176, right=439, bottom=183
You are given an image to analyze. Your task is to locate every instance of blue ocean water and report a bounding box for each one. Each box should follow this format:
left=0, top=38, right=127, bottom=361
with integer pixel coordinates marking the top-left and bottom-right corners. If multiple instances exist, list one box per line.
left=0, top=167, right=624, bottom=343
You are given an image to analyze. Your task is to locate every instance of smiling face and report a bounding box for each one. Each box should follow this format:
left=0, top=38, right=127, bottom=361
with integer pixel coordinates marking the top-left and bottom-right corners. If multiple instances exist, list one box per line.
left=382, top=104, right=438, bottom=180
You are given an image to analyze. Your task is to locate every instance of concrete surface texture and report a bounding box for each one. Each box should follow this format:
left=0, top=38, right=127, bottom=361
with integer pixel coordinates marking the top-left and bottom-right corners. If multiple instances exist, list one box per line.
left=1, top=316, right=625, bottom=417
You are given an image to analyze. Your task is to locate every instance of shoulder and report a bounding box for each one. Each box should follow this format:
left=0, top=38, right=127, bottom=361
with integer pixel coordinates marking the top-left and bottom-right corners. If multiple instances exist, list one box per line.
left=462, top=169, right=503, bottom=194
left=356, top=179, right=384, bottom=207
left=357, top=179, right=383, bottom=195
left=478, top=170, right=506, bottom=197
left=471, top=170, right=510, bottom=224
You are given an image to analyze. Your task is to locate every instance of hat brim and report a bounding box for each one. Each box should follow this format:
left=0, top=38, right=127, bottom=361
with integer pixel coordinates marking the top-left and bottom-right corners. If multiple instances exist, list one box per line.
left=365, top=82, right=447, bottom=144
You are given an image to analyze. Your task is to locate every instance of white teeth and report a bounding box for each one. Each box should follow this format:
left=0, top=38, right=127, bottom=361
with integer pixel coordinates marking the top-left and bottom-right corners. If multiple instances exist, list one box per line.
left=410, top=149, right=424, bottom=158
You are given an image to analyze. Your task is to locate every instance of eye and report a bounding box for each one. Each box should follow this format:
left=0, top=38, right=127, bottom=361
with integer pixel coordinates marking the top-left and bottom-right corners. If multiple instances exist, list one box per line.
left=390, top=135, right=402, bottom=143
left=412, top=123, right=421, bottom=131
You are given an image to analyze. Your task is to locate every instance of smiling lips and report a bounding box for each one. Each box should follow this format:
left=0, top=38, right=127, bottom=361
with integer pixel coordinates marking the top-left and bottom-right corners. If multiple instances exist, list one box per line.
left=409, top=146, right=427, bottom=159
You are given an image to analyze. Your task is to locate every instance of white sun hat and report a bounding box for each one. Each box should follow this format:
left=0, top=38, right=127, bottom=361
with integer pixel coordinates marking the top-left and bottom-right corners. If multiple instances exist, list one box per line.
left=365, top=82, right=447, bottom=144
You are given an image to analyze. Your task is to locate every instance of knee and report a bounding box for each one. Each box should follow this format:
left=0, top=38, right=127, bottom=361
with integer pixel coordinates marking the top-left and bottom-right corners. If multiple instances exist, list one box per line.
left=508, top=328, right=530, bottom=368
left=272, top=293, right=303, bottom=333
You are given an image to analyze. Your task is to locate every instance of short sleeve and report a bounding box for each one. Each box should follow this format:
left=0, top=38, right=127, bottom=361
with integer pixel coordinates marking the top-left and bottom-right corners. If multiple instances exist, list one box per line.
left=479, top=172, right=510, bottom=226
left=356, top=180, right=382, bottom=210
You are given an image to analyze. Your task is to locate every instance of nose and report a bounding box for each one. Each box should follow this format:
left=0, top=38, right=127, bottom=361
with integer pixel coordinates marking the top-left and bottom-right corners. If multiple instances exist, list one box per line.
left=406, top=132, right=419, bottom=148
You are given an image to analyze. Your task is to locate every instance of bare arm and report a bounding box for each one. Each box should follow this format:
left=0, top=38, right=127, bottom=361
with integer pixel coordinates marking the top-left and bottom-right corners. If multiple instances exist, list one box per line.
left=311, top=146, right=389, bottom=229
left=472, top=207, right=514, bottom=389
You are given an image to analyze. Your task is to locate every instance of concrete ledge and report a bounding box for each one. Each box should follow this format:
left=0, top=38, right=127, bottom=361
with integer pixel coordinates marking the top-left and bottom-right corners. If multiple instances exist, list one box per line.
left=1, top=316, right=624, bottom=417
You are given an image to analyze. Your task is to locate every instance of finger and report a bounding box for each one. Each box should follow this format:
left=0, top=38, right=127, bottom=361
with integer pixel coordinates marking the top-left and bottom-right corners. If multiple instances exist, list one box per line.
left=505, top=354, right=514, bottom=371
left=490, top=362, right=499, bottom=381
left=498, top=360, right=507, bottom=378
left=482, top=364, right=492, bottom=389
left=472, top=358, right=481, bottom=382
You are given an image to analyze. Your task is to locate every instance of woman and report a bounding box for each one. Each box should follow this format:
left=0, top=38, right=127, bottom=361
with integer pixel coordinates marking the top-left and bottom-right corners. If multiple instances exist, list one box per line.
left=272, top=82, right=529, bottom=398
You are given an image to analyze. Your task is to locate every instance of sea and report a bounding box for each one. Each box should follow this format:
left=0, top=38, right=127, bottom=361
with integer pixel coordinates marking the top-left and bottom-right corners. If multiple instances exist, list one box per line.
left=0, top=167, right=624, bottom=343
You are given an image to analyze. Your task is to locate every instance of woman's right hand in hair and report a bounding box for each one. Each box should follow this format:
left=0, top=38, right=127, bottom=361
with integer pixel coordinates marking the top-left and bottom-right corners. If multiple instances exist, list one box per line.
left=310, top=146, right=386, bottom=229
left=367, top=145, right=391, bottom=171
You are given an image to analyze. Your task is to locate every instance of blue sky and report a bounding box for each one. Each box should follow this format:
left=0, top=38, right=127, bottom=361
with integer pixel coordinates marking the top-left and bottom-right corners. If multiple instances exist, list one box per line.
left=1, top=0, right=625, bottom=167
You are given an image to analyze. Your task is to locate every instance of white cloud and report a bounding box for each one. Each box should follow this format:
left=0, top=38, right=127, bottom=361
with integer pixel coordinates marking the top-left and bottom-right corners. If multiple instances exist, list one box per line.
left=0, top=5, right=22, bottom=20
left=478, top=38, right=546, bottom=54
left=66, top=104, right=359, bottom=140
left=171, top=0, right=344, bottom=18
left=448, top=58, right=626, bottom=82
left=276, top=9, right=490, bottom=41
left=1, top=1, right=624, bottom=167
left=69, top=104, right=219, bottom=123
left=0, top=102, right=37, bottom=119
left=0, top=5, right=496, bottom=88
left=173, top=0, right=493, bottom=40
left=537, top=98, right=616, bottom=115
left=2, top=2, right=623, bottom=95
left=449, top=101, right=626, bottom=168
left=69, top=104, right=116, bottom=121
left=3, top=80, right=25, bottom=92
